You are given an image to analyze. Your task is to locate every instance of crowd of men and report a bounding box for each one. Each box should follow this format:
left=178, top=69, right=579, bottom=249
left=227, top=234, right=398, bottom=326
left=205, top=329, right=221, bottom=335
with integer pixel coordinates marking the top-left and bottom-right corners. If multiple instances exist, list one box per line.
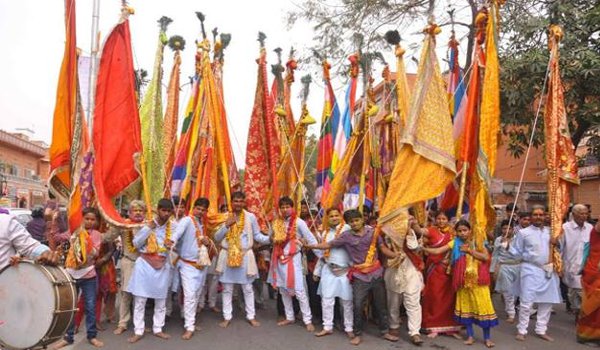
left=1, top=195, right=599, bottom=348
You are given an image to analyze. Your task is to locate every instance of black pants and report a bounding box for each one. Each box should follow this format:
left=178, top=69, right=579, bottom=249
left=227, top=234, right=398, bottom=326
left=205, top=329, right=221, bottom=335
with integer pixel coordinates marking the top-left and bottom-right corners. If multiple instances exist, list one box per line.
left=306, top=273, right=322, bottom=321
left=352, top=277, right=389, bottom=336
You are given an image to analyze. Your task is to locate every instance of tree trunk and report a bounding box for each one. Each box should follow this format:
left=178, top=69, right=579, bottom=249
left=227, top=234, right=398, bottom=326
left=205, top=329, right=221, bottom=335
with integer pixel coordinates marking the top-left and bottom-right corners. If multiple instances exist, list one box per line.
left=571, top=118, right=591, bottom=149
left=464, top=0, right=478, bottom=77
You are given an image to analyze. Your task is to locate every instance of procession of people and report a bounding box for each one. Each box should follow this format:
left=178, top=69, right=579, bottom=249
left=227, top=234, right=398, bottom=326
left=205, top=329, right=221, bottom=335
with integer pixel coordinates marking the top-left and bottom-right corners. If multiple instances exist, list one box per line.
left=1, top=0, right=598, bottom=349
left=2, top=198, right=599, bottom=348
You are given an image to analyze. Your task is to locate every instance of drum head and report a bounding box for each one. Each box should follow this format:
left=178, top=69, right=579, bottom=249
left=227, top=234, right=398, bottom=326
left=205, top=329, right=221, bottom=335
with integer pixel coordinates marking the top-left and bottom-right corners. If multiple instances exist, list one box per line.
left=0, top=262, right=56, bottom=349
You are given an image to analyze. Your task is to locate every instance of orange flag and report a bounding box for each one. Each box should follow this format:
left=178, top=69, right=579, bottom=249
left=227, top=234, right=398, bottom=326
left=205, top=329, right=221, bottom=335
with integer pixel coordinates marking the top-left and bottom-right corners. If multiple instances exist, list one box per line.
left=48, top=0, right=89, bottom=230
left=92, top=9, right=142, bottom=227
left=545, top=25, right=580, bottom=273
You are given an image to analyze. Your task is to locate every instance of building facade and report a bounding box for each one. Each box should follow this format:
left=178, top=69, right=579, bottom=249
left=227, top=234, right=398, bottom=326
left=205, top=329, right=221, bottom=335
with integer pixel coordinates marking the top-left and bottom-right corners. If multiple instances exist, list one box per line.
left=0, top=130, right=49, bottom=208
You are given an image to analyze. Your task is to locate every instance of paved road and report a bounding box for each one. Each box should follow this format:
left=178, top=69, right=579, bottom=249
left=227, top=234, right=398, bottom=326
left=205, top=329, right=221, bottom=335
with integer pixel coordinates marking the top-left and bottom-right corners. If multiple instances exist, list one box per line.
left=60, top=293, right=591, bottom=350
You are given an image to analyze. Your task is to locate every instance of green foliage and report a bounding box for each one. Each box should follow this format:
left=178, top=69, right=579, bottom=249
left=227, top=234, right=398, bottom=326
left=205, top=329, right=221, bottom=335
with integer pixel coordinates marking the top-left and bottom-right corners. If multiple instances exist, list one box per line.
left=500, top=0, right=600, bottom=158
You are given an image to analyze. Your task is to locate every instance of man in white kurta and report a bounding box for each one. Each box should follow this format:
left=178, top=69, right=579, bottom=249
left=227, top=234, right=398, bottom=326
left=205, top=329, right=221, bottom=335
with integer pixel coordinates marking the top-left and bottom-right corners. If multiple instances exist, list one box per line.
left=313, top=208, right=353, bottom=337
left=384, top=226, right=424, bottom=345
left=171, top=198, right=213, bottom=339
left=510, top=206, right=561, bottom=342
left=0, top=210, right=55, bottom=269
left=560, top=204, right=593, bottom=316
left=107, top=200, right=144, bottom=335
left=126, top=199, right=175, bottom=343
left=268, top=196, right=321, bottom=332
left=214, top=192, right=270, bottom=327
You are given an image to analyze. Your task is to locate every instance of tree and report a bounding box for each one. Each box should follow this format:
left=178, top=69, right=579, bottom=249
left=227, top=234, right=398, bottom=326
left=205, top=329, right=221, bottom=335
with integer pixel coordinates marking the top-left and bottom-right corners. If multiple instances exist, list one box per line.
left=288, top=0, right=600, bottom=159
left=500, top=0, right=600, bottom=159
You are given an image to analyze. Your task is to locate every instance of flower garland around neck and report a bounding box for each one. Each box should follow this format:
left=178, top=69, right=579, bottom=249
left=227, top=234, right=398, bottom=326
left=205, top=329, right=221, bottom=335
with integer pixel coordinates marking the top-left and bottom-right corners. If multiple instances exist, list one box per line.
left=438, top=224, right=455, bottom=236
left=225, top=211, right=245, bottom=267
left=146, top=219, right=172, bottom=254
left=272, top=213, right=297, bottom=245
left=124, top=228, right=137, bottom=253
left=324, top=223, right=344, bottom=259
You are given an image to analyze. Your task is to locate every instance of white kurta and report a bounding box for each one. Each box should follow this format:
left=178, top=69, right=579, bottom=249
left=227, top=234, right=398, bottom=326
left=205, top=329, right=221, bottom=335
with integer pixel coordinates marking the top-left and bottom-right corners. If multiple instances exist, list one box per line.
left=0, top=213, right=48, bottom=269
left=316, top=225, right=352, bottom=301
left=126, top=220, right=175, bottom=299
left=559, top=220, right=592, bottom=289
left=383, top=236, right=423, bottom=295
left=172, top=216, right=208, bottom=292
left=509, top=225, right=561, bottom=304
left=267, top=217, right=321, bottom=292
left=214, top=211, right=270, bottom=285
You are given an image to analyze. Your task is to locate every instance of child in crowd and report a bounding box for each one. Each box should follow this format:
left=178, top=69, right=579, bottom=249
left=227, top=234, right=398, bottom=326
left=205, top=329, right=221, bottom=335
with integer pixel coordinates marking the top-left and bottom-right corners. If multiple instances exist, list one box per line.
left=54, top=207, right=104, bottom=349
left=491, top=220, right=520, bottom=323
left=423, top=220, right=498, bottom=348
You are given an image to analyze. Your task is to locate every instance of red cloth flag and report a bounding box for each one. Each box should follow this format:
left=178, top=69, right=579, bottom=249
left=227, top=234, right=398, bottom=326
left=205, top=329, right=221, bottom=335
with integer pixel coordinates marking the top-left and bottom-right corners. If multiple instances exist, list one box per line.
left=92, top=13, right=142, bottom=226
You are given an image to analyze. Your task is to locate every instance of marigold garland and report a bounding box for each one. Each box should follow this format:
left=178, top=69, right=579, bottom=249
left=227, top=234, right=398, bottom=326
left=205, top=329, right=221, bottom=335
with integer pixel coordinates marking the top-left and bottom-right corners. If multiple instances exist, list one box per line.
left=146, top=220, right=172, bottom=254
left=225, top=211, right=245, bottom=267
left=323, top=223, right=344, bottom=259
left=272, top=214, right=297, bottom=245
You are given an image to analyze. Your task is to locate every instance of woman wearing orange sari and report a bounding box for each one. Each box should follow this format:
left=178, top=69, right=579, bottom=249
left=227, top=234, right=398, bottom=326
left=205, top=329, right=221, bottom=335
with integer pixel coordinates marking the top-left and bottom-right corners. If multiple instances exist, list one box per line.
left=413, top=211, right=461, bottom=338
left=577, top=222, right=600, bottom=345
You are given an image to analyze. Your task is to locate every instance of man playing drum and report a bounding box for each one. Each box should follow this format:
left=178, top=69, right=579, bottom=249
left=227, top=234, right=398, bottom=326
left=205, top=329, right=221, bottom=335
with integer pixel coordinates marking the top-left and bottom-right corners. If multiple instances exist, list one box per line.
left=0, top=208, right=60, bottom=269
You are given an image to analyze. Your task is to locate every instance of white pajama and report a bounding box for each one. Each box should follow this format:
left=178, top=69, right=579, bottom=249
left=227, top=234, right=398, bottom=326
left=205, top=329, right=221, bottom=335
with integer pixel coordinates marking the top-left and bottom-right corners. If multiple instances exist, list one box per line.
left=133, top=296, right=166, bottom=336
left=387, top=289, right=422, bottom=336
left=321, top=297, right=353, bottom=332
left=179, top=263, right=207, bottom=332
left=502, top=292, right=516, bottom=318
left=222, top=283, right=256, bottom=321
left=517, top=302, right=553, bottom=335
left=281, top=287, right=312, bottom=325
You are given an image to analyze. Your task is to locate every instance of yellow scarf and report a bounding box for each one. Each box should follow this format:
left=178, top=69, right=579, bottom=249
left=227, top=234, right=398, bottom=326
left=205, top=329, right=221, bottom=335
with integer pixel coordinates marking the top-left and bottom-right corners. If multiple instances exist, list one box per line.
left=225, top=211, right=245, bottom=267
left=65, top=229, right=92, bottom=269
left=353, top=227, right=380, bottom=269
left=146, top=220, right=172, bottom=254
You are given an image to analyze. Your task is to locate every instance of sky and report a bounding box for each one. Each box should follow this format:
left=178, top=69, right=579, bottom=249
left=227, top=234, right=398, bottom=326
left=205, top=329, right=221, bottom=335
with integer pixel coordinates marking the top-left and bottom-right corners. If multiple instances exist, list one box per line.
left=0, top=0, right=469, bottom=165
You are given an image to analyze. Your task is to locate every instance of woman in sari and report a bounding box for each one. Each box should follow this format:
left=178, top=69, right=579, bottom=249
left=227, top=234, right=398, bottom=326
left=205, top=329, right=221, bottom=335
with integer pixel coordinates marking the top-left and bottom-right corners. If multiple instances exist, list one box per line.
left=412, top=211, right=461, bottom=338
left=577, top=221, right=600, bottom=345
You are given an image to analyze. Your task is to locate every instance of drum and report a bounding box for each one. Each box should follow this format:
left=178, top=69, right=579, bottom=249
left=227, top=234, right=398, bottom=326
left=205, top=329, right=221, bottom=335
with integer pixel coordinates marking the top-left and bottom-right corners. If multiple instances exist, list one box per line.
left=0, top=261, right=76, bottom=349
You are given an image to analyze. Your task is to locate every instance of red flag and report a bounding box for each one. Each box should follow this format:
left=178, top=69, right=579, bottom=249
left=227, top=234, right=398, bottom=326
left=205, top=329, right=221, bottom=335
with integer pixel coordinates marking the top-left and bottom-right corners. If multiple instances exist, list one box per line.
left=92, top=14, right=142, bottom=226
left=244, top=45, right=280, bottom=228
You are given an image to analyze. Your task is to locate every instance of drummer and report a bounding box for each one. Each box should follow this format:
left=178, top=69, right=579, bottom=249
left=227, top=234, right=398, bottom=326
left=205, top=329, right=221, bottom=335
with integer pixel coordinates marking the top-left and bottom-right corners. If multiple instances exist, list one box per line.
left=0, top=208, right=60, bottom=269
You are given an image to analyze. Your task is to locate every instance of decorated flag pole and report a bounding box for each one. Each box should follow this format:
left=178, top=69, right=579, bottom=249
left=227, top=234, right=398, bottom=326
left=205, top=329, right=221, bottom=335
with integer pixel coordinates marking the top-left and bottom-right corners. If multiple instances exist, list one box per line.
left=357, top=50, right=376, bottom=212
left=294, top=75, right=316, bottom=210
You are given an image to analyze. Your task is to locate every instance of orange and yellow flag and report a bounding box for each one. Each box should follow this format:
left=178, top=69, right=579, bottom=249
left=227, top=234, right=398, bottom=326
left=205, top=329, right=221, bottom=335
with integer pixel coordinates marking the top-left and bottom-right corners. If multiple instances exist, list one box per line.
left=49, top=0, right=89, bottom=230
left=544, top=25, right=580, bottom=273
left=378, top=24, right=456, bottom=244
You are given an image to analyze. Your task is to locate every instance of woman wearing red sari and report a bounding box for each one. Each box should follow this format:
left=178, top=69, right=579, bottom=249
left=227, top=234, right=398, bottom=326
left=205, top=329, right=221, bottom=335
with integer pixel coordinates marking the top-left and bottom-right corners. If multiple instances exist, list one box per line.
left=413, top=211, right=461, bottom=338
left=577, top=221, right=600, bottom=345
